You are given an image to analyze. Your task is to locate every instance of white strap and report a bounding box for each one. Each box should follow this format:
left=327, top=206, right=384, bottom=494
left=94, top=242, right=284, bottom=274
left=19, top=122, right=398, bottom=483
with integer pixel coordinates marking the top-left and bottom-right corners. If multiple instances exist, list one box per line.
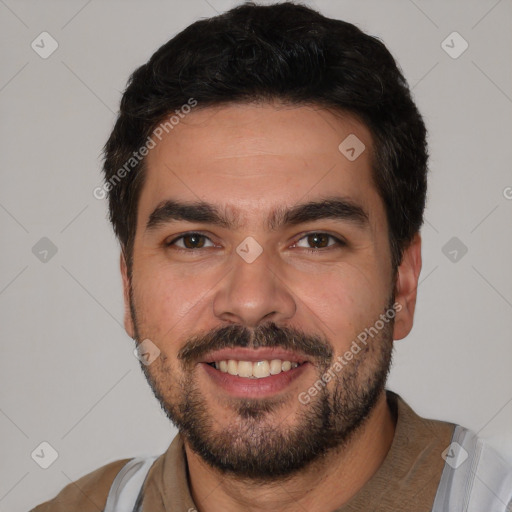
left=432, top=426, right=512, bottom=512
left=104, top=456, right=158, bottom=512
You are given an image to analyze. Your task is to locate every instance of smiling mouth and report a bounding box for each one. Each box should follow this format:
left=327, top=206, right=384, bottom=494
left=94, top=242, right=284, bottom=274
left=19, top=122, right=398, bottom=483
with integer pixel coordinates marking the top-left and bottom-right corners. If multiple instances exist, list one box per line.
left=206, top=359, right=305, bottom=379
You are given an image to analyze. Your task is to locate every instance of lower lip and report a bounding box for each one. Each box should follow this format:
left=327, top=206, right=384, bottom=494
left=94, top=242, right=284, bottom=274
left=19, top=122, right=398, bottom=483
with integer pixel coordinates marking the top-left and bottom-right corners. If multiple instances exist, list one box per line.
left=200, top=362, right=310, bottom=398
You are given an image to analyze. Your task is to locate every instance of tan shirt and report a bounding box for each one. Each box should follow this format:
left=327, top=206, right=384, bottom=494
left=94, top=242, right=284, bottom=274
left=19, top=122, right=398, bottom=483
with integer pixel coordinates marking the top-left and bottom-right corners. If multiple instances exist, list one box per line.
left=31, top=390, right=455, bottom=511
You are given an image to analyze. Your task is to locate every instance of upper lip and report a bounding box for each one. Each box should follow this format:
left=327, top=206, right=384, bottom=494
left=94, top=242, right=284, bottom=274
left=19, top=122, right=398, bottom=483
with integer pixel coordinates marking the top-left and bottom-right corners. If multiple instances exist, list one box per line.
left=199, top=347, right=310, bottom=364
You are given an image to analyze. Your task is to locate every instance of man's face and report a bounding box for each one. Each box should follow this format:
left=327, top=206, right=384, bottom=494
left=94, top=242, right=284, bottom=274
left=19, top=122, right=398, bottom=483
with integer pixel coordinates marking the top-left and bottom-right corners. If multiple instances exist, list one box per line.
left=122, top=103, right=416, bottom=479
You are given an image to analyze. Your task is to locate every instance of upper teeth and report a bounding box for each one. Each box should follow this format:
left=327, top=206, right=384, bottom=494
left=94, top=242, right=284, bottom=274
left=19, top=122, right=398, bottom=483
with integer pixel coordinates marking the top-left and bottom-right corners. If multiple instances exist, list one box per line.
left=214, top=359, right=300, bottom=378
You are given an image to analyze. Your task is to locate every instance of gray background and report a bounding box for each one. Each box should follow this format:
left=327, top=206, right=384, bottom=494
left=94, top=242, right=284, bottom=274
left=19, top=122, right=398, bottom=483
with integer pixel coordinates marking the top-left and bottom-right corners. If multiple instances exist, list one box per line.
left=0, top=0, right=511, bottom=510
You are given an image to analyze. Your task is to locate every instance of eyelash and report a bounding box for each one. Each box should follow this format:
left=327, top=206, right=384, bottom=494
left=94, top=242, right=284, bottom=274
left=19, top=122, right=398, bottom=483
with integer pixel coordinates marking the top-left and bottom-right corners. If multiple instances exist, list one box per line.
left=165, top=232, right=346, bottom=254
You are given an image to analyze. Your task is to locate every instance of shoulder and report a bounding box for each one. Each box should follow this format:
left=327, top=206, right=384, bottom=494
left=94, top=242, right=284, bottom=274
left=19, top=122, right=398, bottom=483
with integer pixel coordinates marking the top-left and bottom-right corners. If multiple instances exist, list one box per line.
left=433, top=425, right=512, bottom=511
left=388, top=391, right=512, bottom=510
left=30, top=458, right=131, bottom=512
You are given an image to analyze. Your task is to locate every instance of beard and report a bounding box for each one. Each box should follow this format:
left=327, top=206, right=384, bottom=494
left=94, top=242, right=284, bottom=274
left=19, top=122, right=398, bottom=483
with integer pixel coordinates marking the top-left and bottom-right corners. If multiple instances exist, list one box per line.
left=130, top=287, right=395, bottom=482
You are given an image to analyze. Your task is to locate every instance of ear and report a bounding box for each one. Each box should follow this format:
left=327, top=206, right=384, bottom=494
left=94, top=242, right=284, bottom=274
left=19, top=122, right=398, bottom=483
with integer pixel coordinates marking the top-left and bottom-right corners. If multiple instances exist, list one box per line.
left=120, top=251, right=135, bottom=339
left=392, top=232, right=422, bottom=340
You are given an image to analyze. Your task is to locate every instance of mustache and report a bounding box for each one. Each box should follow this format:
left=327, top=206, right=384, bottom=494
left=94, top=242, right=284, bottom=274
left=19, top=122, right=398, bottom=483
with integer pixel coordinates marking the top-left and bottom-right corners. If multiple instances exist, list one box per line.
left=178, top=322, right=333, bottom=365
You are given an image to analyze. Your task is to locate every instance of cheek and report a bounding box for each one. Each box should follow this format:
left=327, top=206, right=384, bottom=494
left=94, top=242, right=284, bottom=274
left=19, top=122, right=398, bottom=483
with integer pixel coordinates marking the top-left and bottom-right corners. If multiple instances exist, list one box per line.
left=132, top=265, right=208, bottom=339
left=296, top=264, right=389, bottom=344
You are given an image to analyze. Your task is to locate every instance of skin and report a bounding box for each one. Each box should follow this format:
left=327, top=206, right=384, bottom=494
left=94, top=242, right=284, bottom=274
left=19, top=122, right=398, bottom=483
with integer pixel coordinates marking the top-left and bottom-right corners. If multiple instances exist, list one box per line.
left=120, top=102, right=422, bottom=511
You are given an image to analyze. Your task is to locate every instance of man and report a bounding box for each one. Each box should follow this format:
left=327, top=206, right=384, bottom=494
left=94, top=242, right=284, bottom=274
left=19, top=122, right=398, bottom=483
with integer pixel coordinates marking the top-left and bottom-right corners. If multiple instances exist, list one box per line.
left=32, top=2, right=512, bottom=511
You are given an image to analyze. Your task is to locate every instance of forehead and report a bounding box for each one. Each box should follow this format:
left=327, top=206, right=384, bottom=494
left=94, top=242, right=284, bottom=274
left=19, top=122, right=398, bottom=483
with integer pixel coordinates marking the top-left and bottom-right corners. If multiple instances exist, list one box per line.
left=138, top=102, right=384, bottom=231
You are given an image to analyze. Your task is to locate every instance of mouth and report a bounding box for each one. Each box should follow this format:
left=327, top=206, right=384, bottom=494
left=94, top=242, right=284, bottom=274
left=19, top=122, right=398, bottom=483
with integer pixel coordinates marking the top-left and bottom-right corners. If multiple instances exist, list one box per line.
left=205, top=359, right=304, bottom=378
left=198, top=348, right=311, bottom=398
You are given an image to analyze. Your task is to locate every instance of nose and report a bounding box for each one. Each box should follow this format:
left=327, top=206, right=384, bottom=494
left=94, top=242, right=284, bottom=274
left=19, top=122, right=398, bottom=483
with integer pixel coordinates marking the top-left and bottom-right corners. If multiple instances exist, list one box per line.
left=212, top=243, right=296, bottom=328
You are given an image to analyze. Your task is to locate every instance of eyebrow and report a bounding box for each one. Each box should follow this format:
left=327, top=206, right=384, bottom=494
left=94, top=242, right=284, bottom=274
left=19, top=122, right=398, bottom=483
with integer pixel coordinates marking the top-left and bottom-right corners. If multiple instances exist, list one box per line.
left=145, top=196, right=370, bottom=233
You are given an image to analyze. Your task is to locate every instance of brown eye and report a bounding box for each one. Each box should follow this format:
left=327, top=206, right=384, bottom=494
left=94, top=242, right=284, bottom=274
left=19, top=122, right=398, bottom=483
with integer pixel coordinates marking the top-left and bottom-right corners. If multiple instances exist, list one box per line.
left=295, top=232, right=345, bottom=251
left=307, top=233, right=329, bottom=248
left=167, top=233, right=214, bottom=249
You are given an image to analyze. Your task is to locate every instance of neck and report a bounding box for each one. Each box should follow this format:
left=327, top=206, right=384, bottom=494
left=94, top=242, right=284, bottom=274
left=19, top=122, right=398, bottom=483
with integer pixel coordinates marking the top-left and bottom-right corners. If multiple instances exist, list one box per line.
left=184, top=391, right=396, bottom=512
